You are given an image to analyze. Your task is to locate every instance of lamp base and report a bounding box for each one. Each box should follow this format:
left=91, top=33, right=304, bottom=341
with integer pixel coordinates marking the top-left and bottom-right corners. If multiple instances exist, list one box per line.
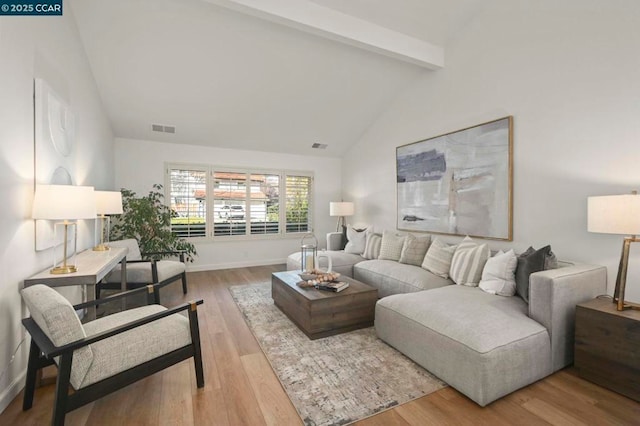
left=92, top=244, right=110, bottom=251
left=50, top=265, right=78, bottom=274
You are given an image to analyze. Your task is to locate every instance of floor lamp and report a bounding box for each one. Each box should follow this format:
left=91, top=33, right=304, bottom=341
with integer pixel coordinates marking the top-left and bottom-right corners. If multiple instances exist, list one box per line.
left=588, top=191, right=640, bottom=311
left=32, top=184, right=96, bottom=274
left=94, top=191, right=123, bottom=251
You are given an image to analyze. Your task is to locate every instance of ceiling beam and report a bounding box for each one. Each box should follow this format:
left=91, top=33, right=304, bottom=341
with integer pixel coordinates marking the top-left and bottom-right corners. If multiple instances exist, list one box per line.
left=205, top=0, right=444, bottom=70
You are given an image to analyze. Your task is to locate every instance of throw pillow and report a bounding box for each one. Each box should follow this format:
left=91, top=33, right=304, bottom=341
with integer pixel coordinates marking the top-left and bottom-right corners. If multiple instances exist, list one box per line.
left=421, top=238, right=457, bottom=279
left=378, top=230, right=406, bottom=261
left=399, top=234, right=431, bottom=266
left=344, top=226, right=368, bottom=254
left=479, top=249, right=518, bottom=296
left=449, top=236, right=490, bottom=286
left=515, top=245, right=551, bottom=303
left=363, top=232, right=382, bottom=260
left=545, top=249, right=558, bottom=270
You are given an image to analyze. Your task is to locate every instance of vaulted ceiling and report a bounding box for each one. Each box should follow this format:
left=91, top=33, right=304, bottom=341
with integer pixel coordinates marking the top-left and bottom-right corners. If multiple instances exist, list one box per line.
left=70, top=0, right=483, bottom=157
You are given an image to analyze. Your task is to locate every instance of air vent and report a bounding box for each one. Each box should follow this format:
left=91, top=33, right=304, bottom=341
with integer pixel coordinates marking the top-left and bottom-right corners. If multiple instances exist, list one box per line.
left=312, top=143, right=328, bottom=149
left=151, top=124, right=176, bottom=134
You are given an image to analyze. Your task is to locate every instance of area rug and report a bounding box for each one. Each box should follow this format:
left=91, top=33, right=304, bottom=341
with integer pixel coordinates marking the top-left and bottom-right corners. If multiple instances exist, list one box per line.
left=229, top=283, right=446, bottom=426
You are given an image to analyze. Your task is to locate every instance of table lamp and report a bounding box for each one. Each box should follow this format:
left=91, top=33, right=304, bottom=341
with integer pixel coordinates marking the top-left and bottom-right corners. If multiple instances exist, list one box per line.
left=32, top=184, right=96, bottom=274
left=93, top=190, right=123, bottom=251
left=329, top=201, right=354, bottom=232
left=588, top=191, right=640, bottom=310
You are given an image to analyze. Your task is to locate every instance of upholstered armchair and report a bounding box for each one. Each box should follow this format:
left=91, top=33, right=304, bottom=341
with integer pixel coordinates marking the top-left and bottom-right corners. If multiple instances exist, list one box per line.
left=21, top=284, right=204, bottom=426
left=98, top=238, right=188, bottom=303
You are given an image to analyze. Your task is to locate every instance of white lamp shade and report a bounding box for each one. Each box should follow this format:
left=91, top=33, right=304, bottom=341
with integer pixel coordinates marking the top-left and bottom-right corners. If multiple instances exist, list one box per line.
left=330, top=201, right=355, bottom=217
left=588, top=194, right=640, bottom=235
left=32, top=184, right=96, bottom=220
left=95, top=190, right=123, bottom=215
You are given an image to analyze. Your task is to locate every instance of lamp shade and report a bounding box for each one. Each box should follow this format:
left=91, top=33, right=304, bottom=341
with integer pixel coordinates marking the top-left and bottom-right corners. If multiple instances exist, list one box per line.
left=32, top=184, right=96, bottom=220
left=95, top=190, right=123, bottom=215
left=588, top=193, right=640, bottom=235
left=329, top=202, right=354, bottom=217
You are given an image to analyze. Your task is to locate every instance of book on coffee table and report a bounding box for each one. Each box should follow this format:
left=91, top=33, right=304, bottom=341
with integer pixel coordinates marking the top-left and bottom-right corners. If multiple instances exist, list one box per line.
left=316, top=281, right=349, bottom=292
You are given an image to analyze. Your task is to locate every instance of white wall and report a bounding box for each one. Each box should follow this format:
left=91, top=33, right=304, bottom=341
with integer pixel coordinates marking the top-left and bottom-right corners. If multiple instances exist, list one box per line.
left=342, top=0, right=640, bottom=301
left=0, top=2, right=115, bottom=412
left=115, top=138, right=342, bottom=270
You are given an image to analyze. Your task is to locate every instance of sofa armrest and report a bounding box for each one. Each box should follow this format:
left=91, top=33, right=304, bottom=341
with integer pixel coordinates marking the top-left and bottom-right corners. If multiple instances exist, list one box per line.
left=327, top=232, right=344, bottom=251
left=528, top=264, right=607, bottom=371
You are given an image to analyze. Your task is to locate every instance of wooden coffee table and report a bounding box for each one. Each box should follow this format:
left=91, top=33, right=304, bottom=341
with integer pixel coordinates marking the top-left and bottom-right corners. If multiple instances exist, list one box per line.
left=271, top=270, right=378, bottom=340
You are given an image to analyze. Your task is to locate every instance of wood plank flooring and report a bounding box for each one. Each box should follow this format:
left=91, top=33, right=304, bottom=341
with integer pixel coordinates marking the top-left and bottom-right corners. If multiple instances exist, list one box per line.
left=2, top=265, right=638, bottom=425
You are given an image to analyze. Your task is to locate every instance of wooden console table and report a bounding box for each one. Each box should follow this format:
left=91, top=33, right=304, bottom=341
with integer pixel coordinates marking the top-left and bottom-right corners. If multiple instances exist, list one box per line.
left=24, top=247, right=128, bottom=321
left=574, top=297, right=640, bottom=402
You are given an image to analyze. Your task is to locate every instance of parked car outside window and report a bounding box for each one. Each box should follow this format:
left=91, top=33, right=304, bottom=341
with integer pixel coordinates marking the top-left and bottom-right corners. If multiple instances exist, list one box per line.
left=219, top=205, right=245, bottom=219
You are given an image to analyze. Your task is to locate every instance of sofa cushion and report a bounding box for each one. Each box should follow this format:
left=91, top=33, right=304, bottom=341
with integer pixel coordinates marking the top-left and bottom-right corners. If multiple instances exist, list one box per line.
left=399, top=234, right=431, bottom=266
left=344, top=226, right=368, bottom=254
left=354, top=259, right=451, bottom=298
left=421, top=238, right=457, bottom=279
left=479, top=250, right=518, bottom=296
left=378, top=230, right=406, bottom=261
left=450, top=236, right=490, bottom=286
left=375, top=285, right=552, bottom=406
left=363, top=232, right=382, bottom=260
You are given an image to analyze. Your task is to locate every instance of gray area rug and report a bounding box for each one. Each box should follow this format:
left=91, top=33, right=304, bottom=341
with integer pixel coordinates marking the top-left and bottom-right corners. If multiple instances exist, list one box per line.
left=229, top=283, right=446, bottom=426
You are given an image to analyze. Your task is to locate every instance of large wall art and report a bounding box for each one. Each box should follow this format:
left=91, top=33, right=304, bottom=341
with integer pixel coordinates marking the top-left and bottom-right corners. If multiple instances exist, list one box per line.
left=34, top=78, right=77, bottom=250
left=396, top=116, right=513, bottom=240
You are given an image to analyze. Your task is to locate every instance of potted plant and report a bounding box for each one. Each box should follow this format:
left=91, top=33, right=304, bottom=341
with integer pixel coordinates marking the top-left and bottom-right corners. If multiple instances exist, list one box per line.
left=110, top=184, right=197, bottom=262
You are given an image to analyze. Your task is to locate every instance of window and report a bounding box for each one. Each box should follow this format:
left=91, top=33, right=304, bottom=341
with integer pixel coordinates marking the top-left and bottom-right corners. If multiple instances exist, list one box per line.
left=166, top=164, right=312, bottom=240
left=168, top=167, right=207, bottom=238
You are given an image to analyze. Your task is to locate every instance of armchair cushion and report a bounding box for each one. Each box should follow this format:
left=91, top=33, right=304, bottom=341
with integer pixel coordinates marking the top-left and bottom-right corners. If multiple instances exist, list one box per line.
left=104, top=260, right=185, bottom=284
left=21, top=285, right=94, bottom=389
left=80, top=304, right=191, bottom=388
left=108, top=238, right=142, bottom=260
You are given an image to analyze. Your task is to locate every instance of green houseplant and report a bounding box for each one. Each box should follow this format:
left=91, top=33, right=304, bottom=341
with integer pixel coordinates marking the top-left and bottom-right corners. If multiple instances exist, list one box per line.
left=110, top=184, right=197, bottom=262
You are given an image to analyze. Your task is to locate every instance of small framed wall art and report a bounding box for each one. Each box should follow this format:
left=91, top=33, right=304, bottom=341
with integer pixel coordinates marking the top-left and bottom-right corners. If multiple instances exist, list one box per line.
left=396, top=116, right=513, bottom=240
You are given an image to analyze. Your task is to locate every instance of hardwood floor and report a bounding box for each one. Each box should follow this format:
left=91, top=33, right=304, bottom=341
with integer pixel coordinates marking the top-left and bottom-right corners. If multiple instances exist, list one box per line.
left=2, top=265, right=638, bottom=425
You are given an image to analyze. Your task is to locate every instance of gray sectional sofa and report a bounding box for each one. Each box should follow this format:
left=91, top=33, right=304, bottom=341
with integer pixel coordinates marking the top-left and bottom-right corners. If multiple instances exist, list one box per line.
left=286, top=231, right=607, bottom=406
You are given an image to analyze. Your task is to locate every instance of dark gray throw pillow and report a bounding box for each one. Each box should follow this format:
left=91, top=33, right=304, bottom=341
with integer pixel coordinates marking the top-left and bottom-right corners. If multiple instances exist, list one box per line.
left=515, top=245, right=551, bottom=303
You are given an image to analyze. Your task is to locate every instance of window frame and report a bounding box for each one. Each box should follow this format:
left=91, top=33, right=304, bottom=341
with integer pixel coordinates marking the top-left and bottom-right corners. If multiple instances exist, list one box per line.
left=165, top=162, right=314, bottom=241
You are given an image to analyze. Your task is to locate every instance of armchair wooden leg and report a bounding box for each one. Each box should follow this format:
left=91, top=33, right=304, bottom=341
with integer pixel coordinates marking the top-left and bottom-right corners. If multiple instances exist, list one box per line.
left=52, top=352, right=73, bottom=426
left=181, top=272, right=188, bottom=295
left=23, top=340, right=40, bottom=411
left=188, top=305, right=204, bottom=388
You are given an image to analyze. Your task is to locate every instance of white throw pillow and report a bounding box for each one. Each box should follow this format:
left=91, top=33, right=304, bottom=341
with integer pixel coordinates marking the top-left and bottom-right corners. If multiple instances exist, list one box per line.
left=449, top=236, right=490, bottom=286
left=378, top=230, right=406, bottom=261
left=344, top=226, right=368, bottom=254
left=399, top=234, right=431, bottom=266
left=421, top=238, right=457, bottom=279
left=479, top=249, right=518, bottom=296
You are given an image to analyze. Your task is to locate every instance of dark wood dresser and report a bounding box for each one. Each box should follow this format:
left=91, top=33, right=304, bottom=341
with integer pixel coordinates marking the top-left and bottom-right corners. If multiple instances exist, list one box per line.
left=574, top=297, right=640, bottom=402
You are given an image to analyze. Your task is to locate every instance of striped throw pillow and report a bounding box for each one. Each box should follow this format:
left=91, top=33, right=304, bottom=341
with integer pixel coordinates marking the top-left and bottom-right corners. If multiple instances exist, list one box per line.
left=421, top=238, right=457, bottom=278
left=378, top=231, right=406, bottom=261
left=450, top=236, right=490, bottom=286
left=363, top=232, right=382, bottom=260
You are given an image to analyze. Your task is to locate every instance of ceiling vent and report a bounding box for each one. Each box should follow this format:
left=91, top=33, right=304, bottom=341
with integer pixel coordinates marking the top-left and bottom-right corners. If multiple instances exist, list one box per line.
left=151, top=124, right=176, bottom=134
left=312, top=143, right=328, bottom=149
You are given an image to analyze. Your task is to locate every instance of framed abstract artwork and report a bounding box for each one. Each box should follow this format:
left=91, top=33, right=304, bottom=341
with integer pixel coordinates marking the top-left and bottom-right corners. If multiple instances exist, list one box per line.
left=34, top=78, right=77, bottom=250
left=396, top=116, right=513, bottom=240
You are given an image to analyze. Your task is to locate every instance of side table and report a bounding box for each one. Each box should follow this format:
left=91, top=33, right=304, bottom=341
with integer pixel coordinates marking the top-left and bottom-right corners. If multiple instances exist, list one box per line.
left=24, top=247, right=128, bottom=321
left=574, top=297, right=640, bottom=402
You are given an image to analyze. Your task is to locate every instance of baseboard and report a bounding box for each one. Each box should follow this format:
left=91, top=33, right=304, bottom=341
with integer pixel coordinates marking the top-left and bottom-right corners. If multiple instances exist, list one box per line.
left=0, top=368, right=26, bottom=414
left=187, top=257, right=287, bottom=272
